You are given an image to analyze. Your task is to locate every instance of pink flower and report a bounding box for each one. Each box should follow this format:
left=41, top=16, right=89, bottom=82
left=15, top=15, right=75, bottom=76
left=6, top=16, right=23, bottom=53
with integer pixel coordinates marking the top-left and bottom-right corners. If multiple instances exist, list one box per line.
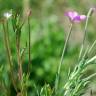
left=65, top=11, right=86, bottom=23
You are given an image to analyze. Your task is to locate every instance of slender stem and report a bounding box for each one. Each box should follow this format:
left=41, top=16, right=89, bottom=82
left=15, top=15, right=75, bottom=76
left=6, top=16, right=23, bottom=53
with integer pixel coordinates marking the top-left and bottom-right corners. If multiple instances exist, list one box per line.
left=79, top=8, right=94, bottom=60
left=17, top=39, right=22, bottom=81
left=16, top=30, right=22, bottom=80
left=55, top=23, right=73, bottom=93
left=2, top=22, right=18, bottom=92
left=58, top=23, right=73, bottom=76
left=28, top=16, right=31, bottom=75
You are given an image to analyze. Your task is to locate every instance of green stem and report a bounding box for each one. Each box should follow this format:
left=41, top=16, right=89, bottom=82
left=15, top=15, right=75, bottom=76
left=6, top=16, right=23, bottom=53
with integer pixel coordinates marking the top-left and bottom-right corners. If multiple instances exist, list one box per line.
left=55, top=23, right=73, bottom=94
left=2, top=22, right=18, bottom=92
left=79, top=8, right=94, bottom=60
left=28, top=16, right=31, bottom=75
left=16, top=31, right=22, bottom=81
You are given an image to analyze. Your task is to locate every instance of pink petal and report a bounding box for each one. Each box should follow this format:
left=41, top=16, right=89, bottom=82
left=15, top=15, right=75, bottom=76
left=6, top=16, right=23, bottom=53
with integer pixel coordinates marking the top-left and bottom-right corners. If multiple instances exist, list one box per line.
left=80, top=15, right=86, bottom=20
left=72, top=11, right=78, bottom=17
left=65, top=11, right=86, bottom=23
left=65, top=11, right=78, bottom=20
left=73, top=16, right=81, bottom=23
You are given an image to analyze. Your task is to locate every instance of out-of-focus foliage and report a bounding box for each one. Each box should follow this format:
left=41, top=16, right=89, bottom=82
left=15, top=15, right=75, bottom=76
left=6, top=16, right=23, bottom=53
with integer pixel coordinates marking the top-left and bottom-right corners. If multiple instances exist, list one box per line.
left=0, top=0, right=22, bottom=18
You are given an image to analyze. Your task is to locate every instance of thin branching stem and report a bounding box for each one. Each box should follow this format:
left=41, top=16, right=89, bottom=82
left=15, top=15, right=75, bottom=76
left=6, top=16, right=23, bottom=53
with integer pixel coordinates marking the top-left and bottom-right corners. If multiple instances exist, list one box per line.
left=2, top=22, right=18, bottom=92
left=16, top=29, right=22, bottom=81
left=55, top=23, right=73, bottom=94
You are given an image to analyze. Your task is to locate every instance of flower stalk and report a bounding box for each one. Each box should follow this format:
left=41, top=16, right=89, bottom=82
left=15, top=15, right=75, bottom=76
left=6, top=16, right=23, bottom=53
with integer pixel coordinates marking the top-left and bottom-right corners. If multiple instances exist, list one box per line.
left=55, top=23, right=73, bottom=94
left=16, top=29, right=22, bottom=81
left=2, top=21, right=17, bottom=92
left=27, top=13, right=31, bottom=75
left=79, top=8, right=95, bottom=60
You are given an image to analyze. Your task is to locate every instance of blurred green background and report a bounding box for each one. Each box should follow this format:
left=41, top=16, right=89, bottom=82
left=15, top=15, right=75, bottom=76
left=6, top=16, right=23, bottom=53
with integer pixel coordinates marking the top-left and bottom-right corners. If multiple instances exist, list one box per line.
left=0, top=0, right=96, bottom=96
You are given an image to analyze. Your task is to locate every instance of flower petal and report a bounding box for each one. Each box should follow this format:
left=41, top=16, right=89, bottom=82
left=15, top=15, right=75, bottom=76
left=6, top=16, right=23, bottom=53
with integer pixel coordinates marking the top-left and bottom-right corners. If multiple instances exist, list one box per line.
left=4, top=12, right=12, bottom=19
left=65, top=11, right=86, bottom=23
left=80, top=15, right=86, bottom=21
left=65, top=11, right=78, bottom=20
left=73, top=16, right=81, bottom=23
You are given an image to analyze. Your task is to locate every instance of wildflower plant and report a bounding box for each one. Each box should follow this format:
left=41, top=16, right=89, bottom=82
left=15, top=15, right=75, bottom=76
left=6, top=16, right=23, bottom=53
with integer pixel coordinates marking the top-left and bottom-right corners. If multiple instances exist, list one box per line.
left=0, top=8, right=96, bottom=96
left=55, top=8, right=96, bottom=96
left=1, top=10, right=31, bottom=96
left=55, top=10, right=86, bottom=95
